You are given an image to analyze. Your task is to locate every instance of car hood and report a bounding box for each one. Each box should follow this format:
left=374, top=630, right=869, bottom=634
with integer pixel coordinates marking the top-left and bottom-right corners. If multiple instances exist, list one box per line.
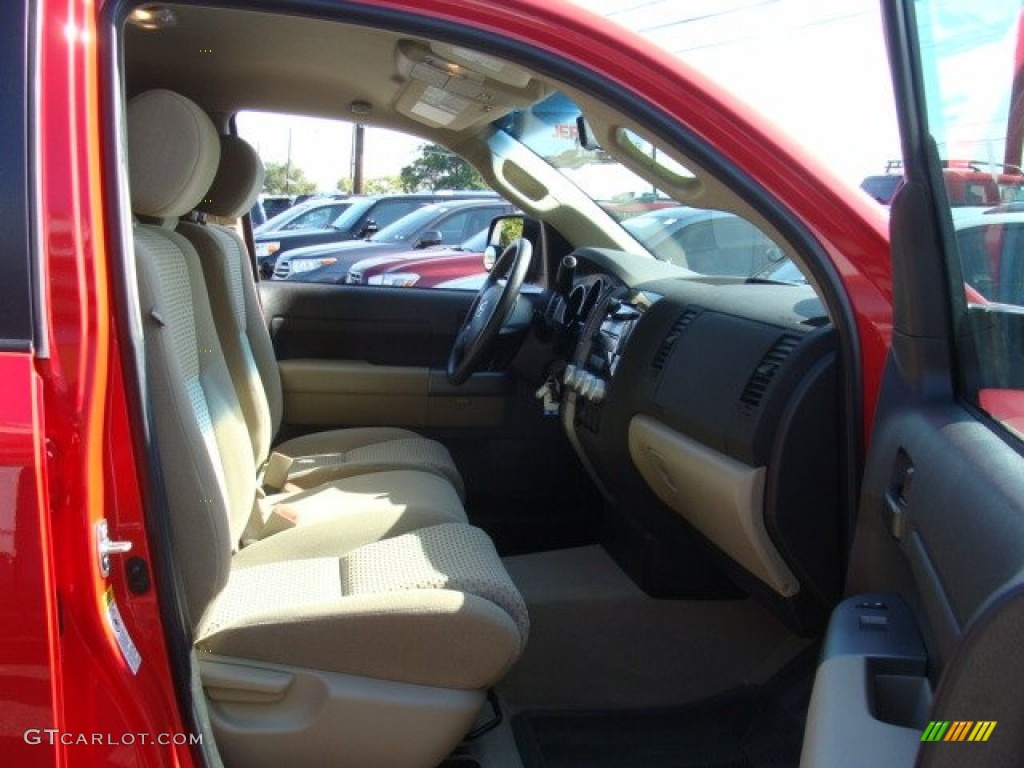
left=350, top=245, right=465, bottom=272
left=282, top=238, right=402, bottom=261
left=254, top=227, right=355, bottom=245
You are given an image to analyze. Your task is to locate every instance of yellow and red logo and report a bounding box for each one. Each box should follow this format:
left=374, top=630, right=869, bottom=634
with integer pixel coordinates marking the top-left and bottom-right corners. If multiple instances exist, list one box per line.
left=921, top=721, right=997, bottom=742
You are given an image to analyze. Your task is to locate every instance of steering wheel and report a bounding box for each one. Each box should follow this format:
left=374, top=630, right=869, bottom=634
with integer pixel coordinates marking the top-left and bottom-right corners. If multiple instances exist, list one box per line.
left=447, top=238, right=533, bottom=385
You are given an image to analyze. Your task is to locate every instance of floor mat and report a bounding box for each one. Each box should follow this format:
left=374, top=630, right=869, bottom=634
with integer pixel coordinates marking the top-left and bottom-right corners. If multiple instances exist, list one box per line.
left=512, top=652, right=813, bottom=768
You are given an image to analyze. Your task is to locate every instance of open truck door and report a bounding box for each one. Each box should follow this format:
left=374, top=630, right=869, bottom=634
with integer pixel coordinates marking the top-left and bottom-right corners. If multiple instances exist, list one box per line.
left=801, top=3, right=1024, bottom=766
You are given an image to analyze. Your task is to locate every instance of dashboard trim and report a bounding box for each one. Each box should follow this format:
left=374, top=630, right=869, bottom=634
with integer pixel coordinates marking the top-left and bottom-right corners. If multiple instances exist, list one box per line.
left=628, top=414, right=800, bottom=597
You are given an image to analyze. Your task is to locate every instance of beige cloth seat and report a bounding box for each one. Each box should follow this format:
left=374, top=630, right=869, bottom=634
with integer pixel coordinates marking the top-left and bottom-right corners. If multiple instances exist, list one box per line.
left=127, top=89, right=526, bottom=768
left=176, top=136, right=464, bottom=498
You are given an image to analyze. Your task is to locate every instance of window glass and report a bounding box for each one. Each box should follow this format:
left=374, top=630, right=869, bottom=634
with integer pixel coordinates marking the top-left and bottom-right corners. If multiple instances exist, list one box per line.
left=912, top=0, right=1024, bottom=435
left=621, top=207, right=784, bottom=276
left=436, top=211, right=475, bottom=244
left=369, top=200, right=427, bottom=231
left=285, top=203, right=348, bottom=229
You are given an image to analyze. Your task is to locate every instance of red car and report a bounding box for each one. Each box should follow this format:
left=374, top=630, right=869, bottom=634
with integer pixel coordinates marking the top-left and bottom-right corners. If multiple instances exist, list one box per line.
left=7, top=2, right=1024, bottom=768
left=347, top=229, right=490, bottom=287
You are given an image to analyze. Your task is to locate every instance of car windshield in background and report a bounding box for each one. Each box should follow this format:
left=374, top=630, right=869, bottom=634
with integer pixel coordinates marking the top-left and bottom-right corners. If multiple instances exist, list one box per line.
left=329, top=197, right=376, bottom=230
left=621, top=207, right=784, bottom=275
left=370, top=205, right=452, bottom=243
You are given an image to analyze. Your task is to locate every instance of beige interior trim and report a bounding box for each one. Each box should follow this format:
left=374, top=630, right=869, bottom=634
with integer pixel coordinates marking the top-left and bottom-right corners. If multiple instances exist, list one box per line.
left=800, top=655, right=925, bottom=768
left=280, top=359, right=430, bottom=426
left=627, top=414, right=799, bottom=597
left=279, top=359, right=505, bottom=428
left=279, top=359, right=429, bottom=395
left=201, top=654, right=485, bottom=768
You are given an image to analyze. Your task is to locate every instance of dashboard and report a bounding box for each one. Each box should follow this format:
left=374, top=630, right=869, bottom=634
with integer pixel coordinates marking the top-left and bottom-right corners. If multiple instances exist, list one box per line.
left=548, top=247, right=843, bottom=633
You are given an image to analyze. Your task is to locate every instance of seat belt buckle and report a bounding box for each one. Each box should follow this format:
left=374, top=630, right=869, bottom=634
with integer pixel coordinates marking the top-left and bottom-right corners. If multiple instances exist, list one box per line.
left=262, top=451, right=294, bottom=492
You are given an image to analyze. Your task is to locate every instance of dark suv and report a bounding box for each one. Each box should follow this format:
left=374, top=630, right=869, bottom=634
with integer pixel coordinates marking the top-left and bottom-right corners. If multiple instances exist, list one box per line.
left=276, top=199, right=515, bottom=282
left=254, top=190, right=498, bottom=277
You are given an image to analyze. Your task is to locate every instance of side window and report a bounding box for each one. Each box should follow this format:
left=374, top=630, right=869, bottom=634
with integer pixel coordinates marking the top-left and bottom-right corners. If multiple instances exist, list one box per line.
left=913, top=3, right=1024, bottom=436
left=436, top=210, right=476, bottom=244
left=464, top=211, right=498, bottom=242
left=369, top=200, right=424, bottom=230
left=284, top=204, right=344, bottom=230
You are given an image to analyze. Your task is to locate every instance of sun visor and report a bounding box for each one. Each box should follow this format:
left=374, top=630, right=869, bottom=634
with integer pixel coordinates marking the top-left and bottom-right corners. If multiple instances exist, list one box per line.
left=394, top=41, right=548, bottom=130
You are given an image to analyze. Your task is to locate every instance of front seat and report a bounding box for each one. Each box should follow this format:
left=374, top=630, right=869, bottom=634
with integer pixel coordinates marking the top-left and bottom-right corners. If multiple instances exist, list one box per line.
left=127, top=88, right=527, bottom=768
left=175, top=131, right=465, bottom=498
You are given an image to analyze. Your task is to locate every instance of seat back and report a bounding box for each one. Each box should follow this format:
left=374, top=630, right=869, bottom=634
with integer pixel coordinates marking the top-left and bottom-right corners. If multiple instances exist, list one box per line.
left=128, top=90, right=258, bottom=628
left=178, top=136, right=283, bottom=466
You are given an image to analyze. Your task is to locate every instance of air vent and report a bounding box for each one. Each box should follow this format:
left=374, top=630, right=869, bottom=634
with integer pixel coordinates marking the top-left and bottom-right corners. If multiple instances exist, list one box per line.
left=651, top=308, right=699, bottom=371
left=739, top=334, right=801, bottom=409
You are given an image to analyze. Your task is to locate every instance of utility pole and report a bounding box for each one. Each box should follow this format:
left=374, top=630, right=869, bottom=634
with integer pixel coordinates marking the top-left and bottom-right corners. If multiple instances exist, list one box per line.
left=285, top=127, right=292, bottom=194
left=352, top=124, right=365, bottom=194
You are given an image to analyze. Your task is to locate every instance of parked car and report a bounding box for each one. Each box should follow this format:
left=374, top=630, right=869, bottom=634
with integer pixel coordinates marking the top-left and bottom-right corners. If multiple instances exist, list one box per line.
left=10, top=2, right=1024, bottom=768
left=255, top=190, right=498, bottom=276
left=258, top=194, right=294, bottom=219
left=278, top=199, right=514, bottom=281
left=254, top=195, right=351, bottom=235
left=861, top=161, right=1024, bottom=207
left=253, top=197, right=353, bottom=277
left=620, top=206, right=784, bottom=275
left=758, top=204, right=1024, bottom=306
left=346, top=227, right=490, bottom=287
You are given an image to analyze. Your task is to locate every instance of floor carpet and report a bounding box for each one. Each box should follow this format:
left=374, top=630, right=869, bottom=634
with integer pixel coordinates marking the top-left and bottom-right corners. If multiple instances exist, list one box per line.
left=512, top=651, right=814, bottom=768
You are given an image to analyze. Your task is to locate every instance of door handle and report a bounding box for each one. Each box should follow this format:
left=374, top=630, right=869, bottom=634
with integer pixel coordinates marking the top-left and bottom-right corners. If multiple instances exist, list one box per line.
left=884, top=453, right=915, bottom=541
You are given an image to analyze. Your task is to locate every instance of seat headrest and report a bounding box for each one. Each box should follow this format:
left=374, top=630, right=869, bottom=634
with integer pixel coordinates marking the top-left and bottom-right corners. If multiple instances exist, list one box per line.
left=197, top=136, right=266, bottom=219
left=127, top=89, right=220, bottom=218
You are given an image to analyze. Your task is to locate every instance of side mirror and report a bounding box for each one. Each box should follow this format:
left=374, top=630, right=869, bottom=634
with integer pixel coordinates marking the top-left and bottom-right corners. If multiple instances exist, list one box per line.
left=487, top=214, right=524, bottom=252
left=417, top=230, right=443, bottom=249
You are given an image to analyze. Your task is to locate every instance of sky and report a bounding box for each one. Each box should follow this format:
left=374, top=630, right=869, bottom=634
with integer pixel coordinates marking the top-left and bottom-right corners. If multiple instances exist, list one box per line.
left=237, top=0, right=903, bottom=193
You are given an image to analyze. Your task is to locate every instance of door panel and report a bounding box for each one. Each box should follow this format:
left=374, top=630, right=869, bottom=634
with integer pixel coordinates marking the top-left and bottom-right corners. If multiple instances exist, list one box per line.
left=261, top=281, right=514, bottom=429
left=803, top=3, right=1024, bottom=766
left=279, top=360, right=510, bottom=428
left=260, top=280, right=471, bottom=367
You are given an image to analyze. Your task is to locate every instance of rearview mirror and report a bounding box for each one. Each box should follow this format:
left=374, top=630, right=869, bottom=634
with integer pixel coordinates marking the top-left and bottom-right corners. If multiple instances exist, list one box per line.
left=360, top=220, right=379, bottom=238
left=576, top=115, right=601, bottom=151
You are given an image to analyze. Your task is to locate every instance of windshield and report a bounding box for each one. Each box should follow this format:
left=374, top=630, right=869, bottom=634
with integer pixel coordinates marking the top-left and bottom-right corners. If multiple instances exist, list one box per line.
left=496, top=93, right=784, bottom=276
left=497, top=93, right=671, bottom=218
left=370, top=204, right=445, bottom=242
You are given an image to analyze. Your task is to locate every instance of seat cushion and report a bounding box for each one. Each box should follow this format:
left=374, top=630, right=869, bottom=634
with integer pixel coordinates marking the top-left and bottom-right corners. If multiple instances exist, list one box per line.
left=273, top=427, right=465, bottom=498
left=198, top=524, right=527, bottom=690
left=238, top=470, right=467, bottom=552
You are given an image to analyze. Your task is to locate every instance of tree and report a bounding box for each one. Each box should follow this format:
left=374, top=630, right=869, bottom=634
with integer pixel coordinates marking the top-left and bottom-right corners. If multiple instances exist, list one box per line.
left=334, top=176, right=403, bottom=195
left=263, top=161, right=317, bottom=195
left=399, top=144, right=488, bottom=192
left=363, top=176, right=404, bottom=194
